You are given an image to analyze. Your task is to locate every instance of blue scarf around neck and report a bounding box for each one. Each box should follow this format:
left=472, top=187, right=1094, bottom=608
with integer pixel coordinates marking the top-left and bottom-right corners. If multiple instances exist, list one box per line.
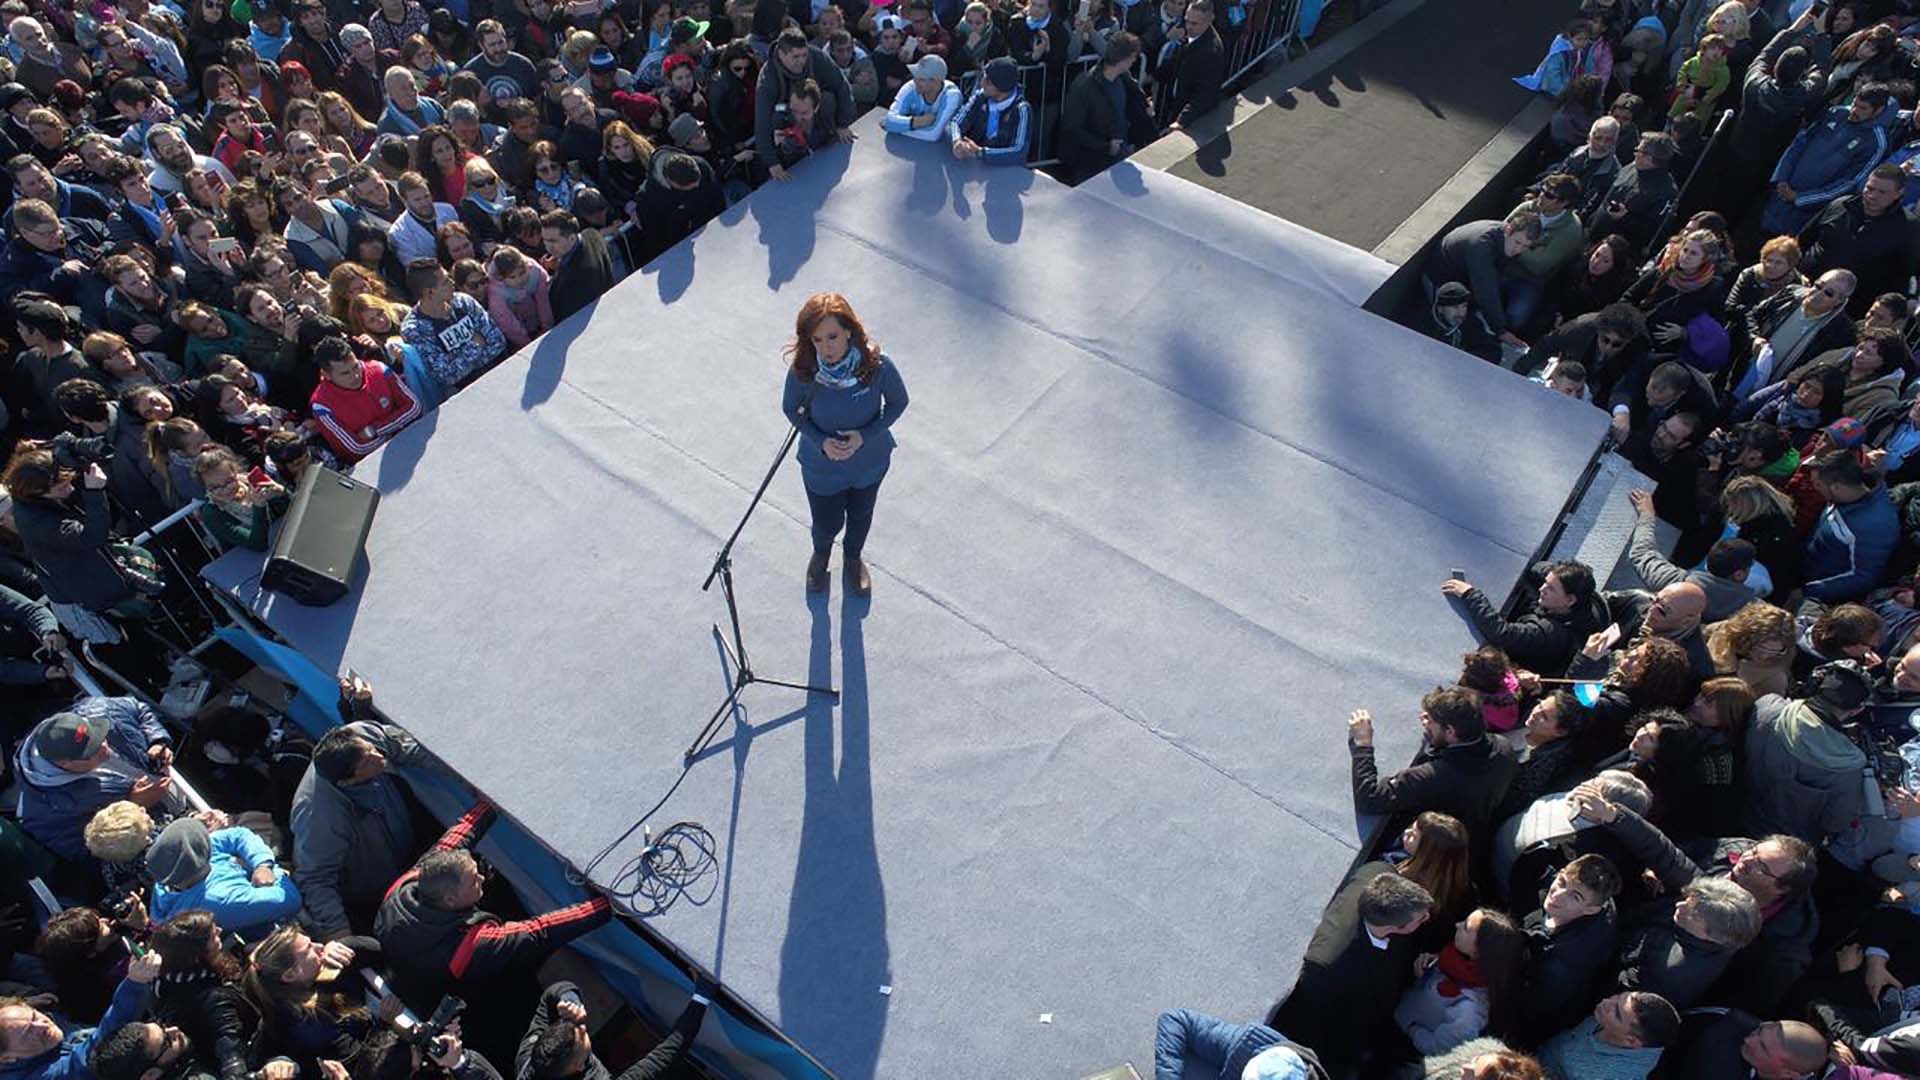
left=816, top=343, right=862, bottom=389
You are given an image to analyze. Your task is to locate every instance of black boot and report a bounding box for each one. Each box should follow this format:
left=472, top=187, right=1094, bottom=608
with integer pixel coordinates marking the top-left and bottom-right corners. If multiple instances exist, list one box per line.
left=807, top=551, right=830, bottom=593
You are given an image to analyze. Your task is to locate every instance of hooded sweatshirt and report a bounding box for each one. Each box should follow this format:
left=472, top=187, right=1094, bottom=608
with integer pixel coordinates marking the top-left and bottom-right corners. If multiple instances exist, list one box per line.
left=12, top=698, right=172, bottom=863
left=1741, top=694, right=1869, bottom=842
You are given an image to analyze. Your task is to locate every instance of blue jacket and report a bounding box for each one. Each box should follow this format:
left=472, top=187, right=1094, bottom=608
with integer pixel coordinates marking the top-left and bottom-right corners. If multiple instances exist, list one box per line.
left=949, top=88, right=1031, bottom=164
left=0, top=977, right=147, bottom=1080
left=883, top=81, right=962, bottom=142
left=1772, top=104, right=1893, bottom=209
left=152, top=826, right=303, bottom=936
left=12, top=697, right=173, bottom=863
left=1803, top=485, right=1899, bottom=601
left=781, top=352, right=910, bottom=495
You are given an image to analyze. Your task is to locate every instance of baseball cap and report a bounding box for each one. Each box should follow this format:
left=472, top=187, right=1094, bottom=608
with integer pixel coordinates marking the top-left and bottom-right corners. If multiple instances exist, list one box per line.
left=589, top=46, right=617, bottom=71
left=35, top=711, right=106, bottom=764
left=910, top=54, right=947, bottom=80
left=670, top=16, right=710, bottom=44
left=1825, top=417, right=1868, bottom=448
left=1434, top=282, right=1471, bottom=306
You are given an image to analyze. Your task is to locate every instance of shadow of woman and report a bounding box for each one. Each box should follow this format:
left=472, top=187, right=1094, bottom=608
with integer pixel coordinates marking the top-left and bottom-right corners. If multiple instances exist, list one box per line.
left=776, top=594, right=891, bottom=1078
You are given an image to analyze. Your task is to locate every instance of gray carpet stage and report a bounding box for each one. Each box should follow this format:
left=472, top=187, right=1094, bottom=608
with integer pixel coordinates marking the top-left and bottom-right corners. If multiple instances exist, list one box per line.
left=207, top=128, right=1608, bottom=1078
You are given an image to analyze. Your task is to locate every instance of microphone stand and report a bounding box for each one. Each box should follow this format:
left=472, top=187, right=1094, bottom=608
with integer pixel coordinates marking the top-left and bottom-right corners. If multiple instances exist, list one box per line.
left=686, top=422, right=838, bottom=760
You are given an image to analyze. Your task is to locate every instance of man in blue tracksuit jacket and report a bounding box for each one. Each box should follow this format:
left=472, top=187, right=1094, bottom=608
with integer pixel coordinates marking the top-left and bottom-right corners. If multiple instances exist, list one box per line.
left=1764, top=87, right=1895, bottom=235
left=1803, top=452, right=1899, bottom=603
left=0, top=955, right=158, bottom=1080
left=949, top=57, right=1031, bottom=164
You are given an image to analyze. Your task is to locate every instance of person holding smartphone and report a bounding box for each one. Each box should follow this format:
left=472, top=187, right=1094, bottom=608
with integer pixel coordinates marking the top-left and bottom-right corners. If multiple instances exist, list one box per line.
left=780, top=292, right=911, bottom=596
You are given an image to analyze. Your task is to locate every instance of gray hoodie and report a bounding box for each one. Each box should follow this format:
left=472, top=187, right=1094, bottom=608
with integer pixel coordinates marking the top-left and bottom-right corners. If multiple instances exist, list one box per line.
left=1626, top=515, right=1760, bottom=622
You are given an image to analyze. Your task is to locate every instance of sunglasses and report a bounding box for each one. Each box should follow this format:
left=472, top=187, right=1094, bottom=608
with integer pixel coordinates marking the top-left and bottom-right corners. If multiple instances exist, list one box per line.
left=474, top=176, right=498, bottom=187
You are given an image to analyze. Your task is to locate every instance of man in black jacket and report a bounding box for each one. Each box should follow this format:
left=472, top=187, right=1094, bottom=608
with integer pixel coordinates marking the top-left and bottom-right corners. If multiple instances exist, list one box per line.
left=1265, top=869, right=1432, bottom=1079
left=541, top=210, right=616, bottom=325
left=1154, top=0, right=1224, bottom=129
left=375, top=801, right=612, bottom=1064
left=1724, top=21, right=1825, bottom=200
left=1585, top=132, right=1678, bottom=251
left=1515, top=855, right=1622, bottom=1045
left=1738, top=270, right=1857, bottom=393
left=634, top=148, right=724, bottom=265
left=1650, top=1011, right=1828, bottom=1079
left=1348, top=686, right=1518, bottom=848
left=1058, top=34, right=1158, bottom=183
left=1797, top=165, right=1918, bottom=314
left=1518, top=303, right=1647, bottom=402
left=1425, top=215, right=1541, bottom=349
left=753, top=29, right=855, bottom=181
left=1440, top=560, right=1608, bottom=676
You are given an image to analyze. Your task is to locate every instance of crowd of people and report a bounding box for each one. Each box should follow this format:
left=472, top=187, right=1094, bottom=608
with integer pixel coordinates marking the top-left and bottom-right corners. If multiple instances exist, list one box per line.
left=1149, top=1, right=1920, bottom=1077
left=0, top=0, right=1244, bottom=1070
left=0, top=678, right=715, bottom=1080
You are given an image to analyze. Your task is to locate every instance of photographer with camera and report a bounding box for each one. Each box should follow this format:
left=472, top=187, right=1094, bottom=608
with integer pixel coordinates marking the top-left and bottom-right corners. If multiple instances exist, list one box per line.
left=0, top=445, right=146, bottom=640
left=516, top=980, right=708, bottom=1080
left=354, top=1015, right=500, bottom=1080
left=51, top=380, right=170, bottom=532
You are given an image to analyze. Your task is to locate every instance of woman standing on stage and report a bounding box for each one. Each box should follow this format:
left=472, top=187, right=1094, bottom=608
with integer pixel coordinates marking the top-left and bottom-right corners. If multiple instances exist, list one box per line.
left=782, top=293, right=910, bottom=597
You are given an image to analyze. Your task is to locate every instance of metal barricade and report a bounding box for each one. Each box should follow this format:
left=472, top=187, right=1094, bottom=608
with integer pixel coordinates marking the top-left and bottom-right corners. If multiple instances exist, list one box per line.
left=954, top=54, right=1122, bottom=168
left=1220, top=0, right=1303, bottom=85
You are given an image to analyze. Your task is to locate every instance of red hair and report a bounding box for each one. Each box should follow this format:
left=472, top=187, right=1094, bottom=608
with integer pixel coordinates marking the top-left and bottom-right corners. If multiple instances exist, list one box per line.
left=786, top=292, right=881, bottom=384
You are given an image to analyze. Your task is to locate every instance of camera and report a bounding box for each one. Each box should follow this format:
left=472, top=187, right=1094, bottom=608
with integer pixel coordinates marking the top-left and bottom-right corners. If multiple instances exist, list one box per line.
left=1698, top=427, right=1738, bottom=462
left=99, top=890, right=138, bottom=921
left=50, top=430, right=114, bottom=469
left=403, top=994, right=465, bottom=1057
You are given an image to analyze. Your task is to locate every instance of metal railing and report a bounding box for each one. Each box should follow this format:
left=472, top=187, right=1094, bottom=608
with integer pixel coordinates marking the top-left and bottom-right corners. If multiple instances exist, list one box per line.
left=1220, top=0, right=1304, bottom=86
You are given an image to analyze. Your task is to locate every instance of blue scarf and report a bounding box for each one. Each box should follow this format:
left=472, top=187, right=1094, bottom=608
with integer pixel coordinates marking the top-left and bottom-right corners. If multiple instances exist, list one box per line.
left=816, top=343, right=862, bottom=389
left=984, top=87, right=1022, bottom=140
left=532, top=176, right=576, bottom=210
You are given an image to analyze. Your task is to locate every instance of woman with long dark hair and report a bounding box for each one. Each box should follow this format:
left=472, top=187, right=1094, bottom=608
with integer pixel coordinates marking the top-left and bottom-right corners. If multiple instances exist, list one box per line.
left=414, top=124, right=472, bottom=205
left=1393, top=811, right=1474, bottom=925
left=150, top=910, right=257, bottom=1080
left=1392, top=907, right=1528, bottom=1053
left=1543, top=234, right=1635, bottom=326
left=781, top=293, right=910, bottom=595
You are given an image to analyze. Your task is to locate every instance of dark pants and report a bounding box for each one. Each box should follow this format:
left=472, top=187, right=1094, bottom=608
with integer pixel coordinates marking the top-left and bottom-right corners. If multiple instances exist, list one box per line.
left=805, top=479, right=882, bottom=559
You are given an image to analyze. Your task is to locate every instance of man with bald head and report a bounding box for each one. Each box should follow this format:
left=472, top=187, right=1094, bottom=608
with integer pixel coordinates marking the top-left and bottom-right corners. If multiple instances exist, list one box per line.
left=1598, top=579, right=1714, bottom=677
left=1652, top=1012, right=1828, bottom=1078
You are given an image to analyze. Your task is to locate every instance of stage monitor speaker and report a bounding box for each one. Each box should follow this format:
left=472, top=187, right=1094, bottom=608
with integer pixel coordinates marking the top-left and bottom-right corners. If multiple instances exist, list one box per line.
left=262, top=465, right=379, bottom=606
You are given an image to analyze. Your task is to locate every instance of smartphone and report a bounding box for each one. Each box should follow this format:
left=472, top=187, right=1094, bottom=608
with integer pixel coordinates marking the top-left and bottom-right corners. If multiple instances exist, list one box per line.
left=1450, top=567, right=1468, bottom=580
left=209, top=236, right=240, bottom=257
